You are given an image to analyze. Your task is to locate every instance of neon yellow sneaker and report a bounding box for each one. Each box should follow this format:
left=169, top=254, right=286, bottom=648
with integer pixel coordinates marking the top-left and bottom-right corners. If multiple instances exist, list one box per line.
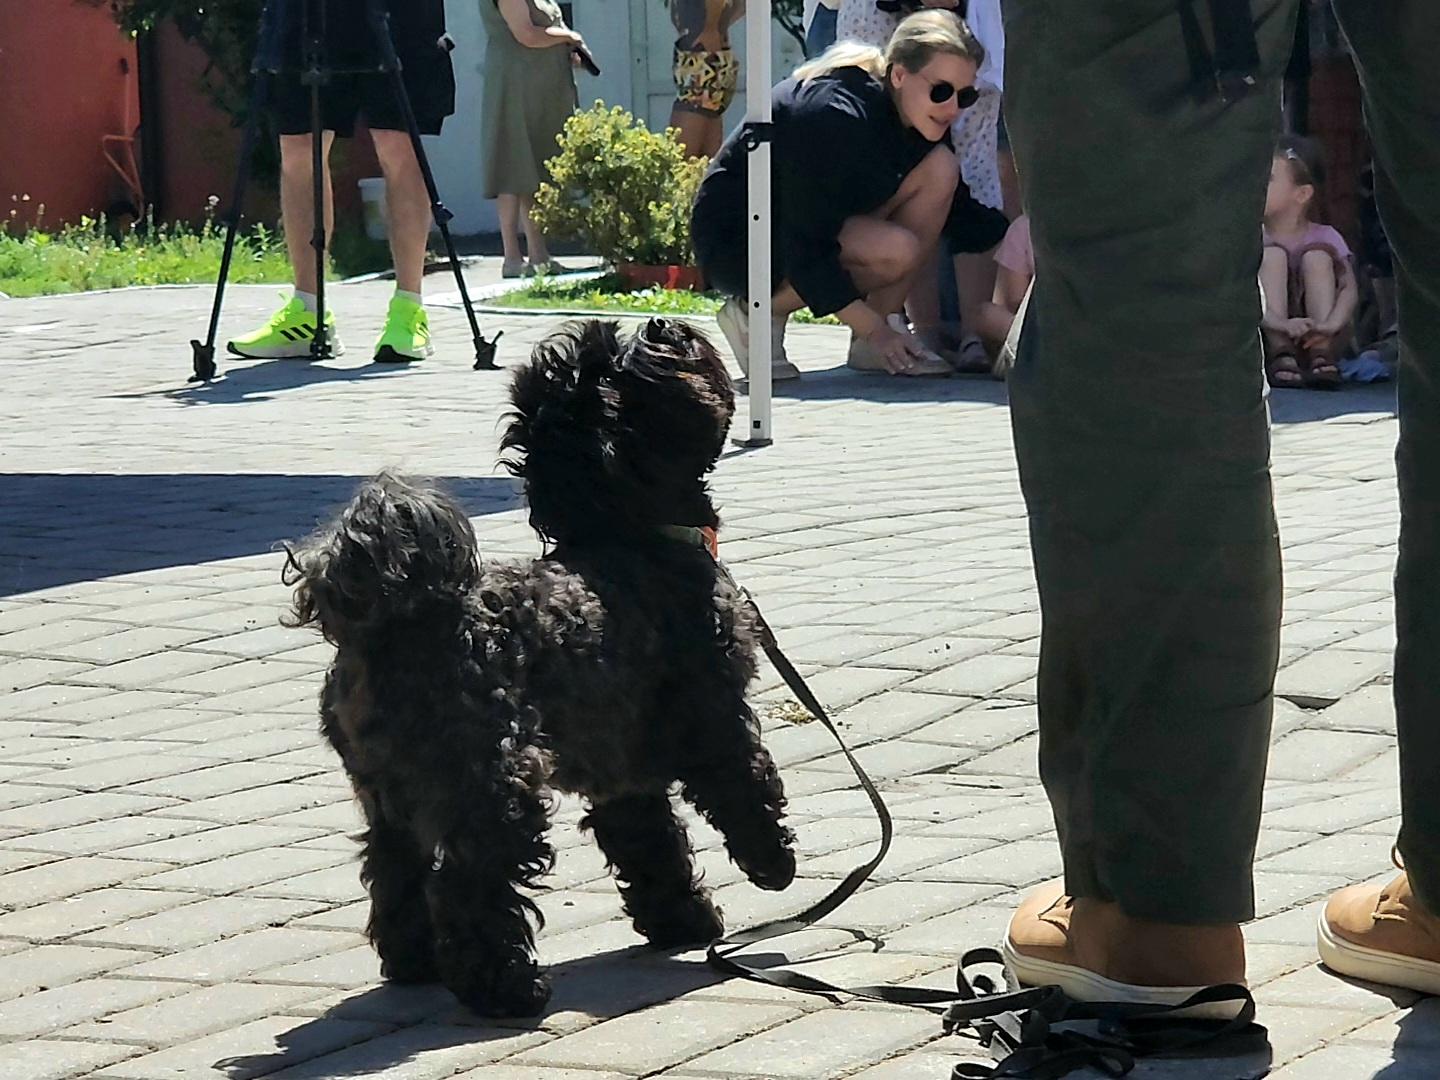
left=226, top=296, right=343, bottom=359
left=374, top=294, right=433, bottom=363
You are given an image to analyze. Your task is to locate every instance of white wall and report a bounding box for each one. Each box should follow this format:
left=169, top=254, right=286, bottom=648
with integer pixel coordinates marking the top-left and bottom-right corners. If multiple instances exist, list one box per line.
left=427, top=0, right=803, bottom=237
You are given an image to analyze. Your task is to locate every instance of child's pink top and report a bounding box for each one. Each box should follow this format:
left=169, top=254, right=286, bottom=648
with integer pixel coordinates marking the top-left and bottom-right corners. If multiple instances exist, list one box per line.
left=994, top=215, right=1034, bottom=278
left=1263, top=222, right=1351, bottom=271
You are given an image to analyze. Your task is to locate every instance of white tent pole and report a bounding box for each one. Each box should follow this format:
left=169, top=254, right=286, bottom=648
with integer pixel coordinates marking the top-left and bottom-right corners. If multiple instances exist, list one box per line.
left=739, top=0, right=773, bottom=446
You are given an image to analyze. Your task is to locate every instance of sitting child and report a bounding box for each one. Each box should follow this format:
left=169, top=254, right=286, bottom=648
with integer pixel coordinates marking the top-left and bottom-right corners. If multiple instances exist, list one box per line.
left=976, top=213, right=1032, bottom=377
left=1260, top=136, right=1358, bottom=389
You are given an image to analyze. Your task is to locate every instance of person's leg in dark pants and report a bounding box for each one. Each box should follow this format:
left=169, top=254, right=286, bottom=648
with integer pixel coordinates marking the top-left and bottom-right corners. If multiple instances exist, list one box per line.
left=1319, top=2, right=1440, bottom=993
left=1001, top=0, right=1295, bottom=993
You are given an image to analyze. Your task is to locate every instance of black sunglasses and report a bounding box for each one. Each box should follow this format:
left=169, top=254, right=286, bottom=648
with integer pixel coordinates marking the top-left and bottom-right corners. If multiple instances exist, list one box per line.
left=917, top=73, right=980, bottom=108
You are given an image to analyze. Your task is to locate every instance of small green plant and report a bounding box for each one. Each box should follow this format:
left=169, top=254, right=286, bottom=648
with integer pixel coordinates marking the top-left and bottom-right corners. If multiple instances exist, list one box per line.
left=0, top=197, right=292, bottom=297
left=489, top=273, right=840, bottom=325
left=532, top=104, right=707, bottom=268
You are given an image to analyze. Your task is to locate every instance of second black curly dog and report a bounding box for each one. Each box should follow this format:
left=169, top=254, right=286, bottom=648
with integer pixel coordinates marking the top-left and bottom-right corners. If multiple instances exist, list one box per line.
left=285, top=318, right=797, bottom=1017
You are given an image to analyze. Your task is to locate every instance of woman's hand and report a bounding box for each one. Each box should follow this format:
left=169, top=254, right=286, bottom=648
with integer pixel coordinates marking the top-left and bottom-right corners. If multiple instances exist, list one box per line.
left=864, top=322, right=930, bottom=374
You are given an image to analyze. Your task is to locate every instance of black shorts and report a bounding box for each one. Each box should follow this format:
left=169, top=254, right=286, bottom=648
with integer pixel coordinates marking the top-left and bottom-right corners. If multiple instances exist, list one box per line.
left=691, top=173, right=784, bottom=300
left=271, top=46, right=456, bottom=137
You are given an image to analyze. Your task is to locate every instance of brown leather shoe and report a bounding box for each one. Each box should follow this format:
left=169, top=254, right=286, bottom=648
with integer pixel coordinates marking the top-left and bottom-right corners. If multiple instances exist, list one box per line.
left=1319, top=857, right=1440, bottom=994
left=1004, top=880, right=1246, bottom=1020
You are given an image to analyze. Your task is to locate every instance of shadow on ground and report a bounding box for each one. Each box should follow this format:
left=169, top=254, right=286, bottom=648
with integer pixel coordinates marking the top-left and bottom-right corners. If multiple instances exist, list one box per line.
left=741, top=364, right=1398, bottom=424
left=0, top=473, right=521, bottom=596
left=212, top=945, right=725, bottom=1078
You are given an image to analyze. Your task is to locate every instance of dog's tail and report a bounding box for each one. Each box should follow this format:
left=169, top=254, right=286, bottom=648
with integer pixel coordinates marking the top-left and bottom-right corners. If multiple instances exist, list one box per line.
left=284, top=472, right=480, bottom=646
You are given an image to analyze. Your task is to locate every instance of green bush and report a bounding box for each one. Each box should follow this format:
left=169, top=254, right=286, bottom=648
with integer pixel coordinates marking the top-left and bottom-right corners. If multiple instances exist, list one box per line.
left=532, top=104, right=707, bottom=267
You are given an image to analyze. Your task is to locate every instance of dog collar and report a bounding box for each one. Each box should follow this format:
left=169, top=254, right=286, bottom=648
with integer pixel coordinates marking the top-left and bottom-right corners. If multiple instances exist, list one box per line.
left=658, top=525, right=719, bottom=558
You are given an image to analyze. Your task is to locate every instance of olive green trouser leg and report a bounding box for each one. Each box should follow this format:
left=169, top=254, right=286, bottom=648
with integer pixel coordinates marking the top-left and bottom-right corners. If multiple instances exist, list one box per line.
left=1329, top=1, right=1440, bottom=914
left=1003, top=0, right=1296, bottom=923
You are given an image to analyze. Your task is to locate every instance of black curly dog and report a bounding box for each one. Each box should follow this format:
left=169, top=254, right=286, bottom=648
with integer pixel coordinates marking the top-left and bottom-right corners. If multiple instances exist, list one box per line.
left=284, top=318, right=797, bottom=1017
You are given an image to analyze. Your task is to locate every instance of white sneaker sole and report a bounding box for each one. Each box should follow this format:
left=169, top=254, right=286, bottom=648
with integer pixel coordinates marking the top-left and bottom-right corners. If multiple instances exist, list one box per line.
left=1002, top=938, right=1247, bottom=1021
left=1316, top=910, right=1440, bottom=995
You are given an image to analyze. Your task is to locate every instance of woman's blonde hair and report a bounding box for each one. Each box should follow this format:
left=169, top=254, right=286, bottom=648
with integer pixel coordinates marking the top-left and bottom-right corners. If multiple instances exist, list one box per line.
left=793, top=10, right=984, bottom=84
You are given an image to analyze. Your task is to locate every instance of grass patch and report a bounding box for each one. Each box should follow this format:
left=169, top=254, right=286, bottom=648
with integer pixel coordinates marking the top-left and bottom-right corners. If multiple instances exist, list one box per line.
left=490, top=273, right=840, bottom=325
left=0, top=211, right=390, bottom=298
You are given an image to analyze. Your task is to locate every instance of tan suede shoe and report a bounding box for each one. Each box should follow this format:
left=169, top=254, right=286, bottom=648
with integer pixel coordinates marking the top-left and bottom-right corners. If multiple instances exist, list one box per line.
left=1319, top=862, right=1440, bottom=995
left=1004, top=881, right=1246, bottom=1020
left=846, top=333, right=952, bottom=376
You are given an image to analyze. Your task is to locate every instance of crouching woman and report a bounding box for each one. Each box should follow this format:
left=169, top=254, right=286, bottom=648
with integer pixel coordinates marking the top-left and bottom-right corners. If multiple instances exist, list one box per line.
left=691, top=10, right=1008, bottom=379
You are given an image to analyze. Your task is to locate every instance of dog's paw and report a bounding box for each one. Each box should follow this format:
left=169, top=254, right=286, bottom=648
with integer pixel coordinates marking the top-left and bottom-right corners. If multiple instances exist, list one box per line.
left=380, top=952, right=440, bottom=985
left=640, top=893, right=725, bottom=949
left=453, top=962, right=552, bottom=1018
left=740, top=845, right=797, bottom=892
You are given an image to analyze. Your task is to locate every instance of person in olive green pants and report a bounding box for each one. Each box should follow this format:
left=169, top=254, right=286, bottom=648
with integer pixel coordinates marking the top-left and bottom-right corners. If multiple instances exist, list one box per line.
left=997, top=0, right=1440, bottom=1003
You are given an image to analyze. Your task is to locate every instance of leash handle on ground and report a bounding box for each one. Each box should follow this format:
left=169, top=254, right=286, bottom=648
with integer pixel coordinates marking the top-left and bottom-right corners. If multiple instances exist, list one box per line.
left=705, top=558, right=1261, bottom=1079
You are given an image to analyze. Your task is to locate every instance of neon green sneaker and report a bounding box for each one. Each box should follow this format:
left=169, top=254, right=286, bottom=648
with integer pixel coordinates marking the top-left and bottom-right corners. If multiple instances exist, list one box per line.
left=225, top=296, right=343, bottom=359
left=374, top=294, right=433, bottom=363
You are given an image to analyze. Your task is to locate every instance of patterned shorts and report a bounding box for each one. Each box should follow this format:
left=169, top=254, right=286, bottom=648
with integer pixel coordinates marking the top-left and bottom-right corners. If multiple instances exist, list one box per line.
left=673, top=46, right=739, bottom=118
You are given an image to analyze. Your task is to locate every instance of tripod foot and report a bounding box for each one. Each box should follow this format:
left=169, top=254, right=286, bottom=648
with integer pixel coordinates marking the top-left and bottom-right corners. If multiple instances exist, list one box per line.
left=473, top=331, right=503, bottom=371
left=190, top=340, right=218, bottom=382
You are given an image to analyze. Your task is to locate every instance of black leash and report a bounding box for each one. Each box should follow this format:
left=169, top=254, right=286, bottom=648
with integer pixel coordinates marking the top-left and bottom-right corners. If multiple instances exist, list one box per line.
left=706, top=560, right=1262, bottom=1078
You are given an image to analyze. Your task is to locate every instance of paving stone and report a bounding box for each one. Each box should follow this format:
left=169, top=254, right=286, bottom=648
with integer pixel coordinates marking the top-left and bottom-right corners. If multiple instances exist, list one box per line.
left=60, top=981, right=326, bottom=1046
left=456, top=1069, right=629, bottom=1080
left=244, top=861, right=368, bottom=903
left=122, top=760, right=323, bottom=800
left=10, top=753, right=217, bottom=794
left=0, top=887, right=193, bottom=943
left=1276, top=650, right=1393, bottom=708
left=1258, top=831, right=1398, bottom=879
left=144, top=782, right=338, bottom=825
left=1267, top=729, right=1393, bottom=782
left=511, top=999, right=799, bottom=1074
left=135, top=845, right=352, bottom=894
left=1267, top=1041, right=1424, bottom=1078
left=90, top=1014, right=393, bottom=1079
left=111, top=822, right=324, bottom=863
left=0, top=815, right=213, bottom=858
left=268, top=1023, right=550, bottom=1079
left=74, top=895, right=326, bottom=950
left=0, top=1039, right=138, bottom=1080
left=0, top=977, right=186, bottom=1037
left=0, top=944, right=140, bottom=1003
left=0, top=791, right=174, bottom=831
left=675, top=1005, right=940, bottom=1078
left=118, top=926, right=361, bottom=982
left=0, top=856, right=155, bottom=909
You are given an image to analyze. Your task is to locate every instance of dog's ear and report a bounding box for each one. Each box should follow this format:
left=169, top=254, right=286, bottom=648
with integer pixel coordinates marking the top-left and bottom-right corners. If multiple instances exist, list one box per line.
left=500, top=321, right=630, bottom=542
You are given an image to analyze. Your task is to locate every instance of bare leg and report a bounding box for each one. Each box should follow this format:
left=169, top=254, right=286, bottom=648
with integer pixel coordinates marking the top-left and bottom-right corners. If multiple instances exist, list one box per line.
left=865, top=147, right=961, bottom=317
left=520, top=196, right=550, bottom=266
left=1260, top=245, right=1294, bottom=360
left=496, top=194, right=524, bottom=265
left=669, top=108, right=712, bottom=160
left=1299, top=248, right=1338, bottom=323
left=279, top=132, right=336, bottom=295
left=372, top=130, right=430, bottom=296
left=954, top=250, right=998, bottom=341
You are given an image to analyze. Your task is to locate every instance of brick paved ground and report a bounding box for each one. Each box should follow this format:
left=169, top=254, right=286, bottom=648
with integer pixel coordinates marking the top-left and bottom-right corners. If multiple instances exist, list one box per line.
left=0, top=265, right=1430, bottom=1078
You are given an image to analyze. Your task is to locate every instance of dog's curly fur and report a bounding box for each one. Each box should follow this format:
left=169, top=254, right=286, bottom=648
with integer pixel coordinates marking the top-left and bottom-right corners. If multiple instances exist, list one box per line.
left=284, top=318, right=796, bottom=1017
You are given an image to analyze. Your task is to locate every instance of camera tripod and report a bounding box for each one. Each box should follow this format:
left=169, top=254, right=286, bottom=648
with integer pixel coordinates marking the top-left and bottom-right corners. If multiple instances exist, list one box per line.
left=189, top=0, right=501, bottom=382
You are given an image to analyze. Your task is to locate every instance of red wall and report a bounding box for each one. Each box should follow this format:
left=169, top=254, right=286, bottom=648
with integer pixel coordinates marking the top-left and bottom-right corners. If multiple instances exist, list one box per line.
left=0, top=4, right=140, bottom=228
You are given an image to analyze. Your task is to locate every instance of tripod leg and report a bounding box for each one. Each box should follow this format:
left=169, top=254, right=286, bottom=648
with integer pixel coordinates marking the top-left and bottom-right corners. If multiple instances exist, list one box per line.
left=308, top=75, right=332, bottom=361
left=366, top=2, right=501, bottom=369
left=190, top=76, right=272, bottom=382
